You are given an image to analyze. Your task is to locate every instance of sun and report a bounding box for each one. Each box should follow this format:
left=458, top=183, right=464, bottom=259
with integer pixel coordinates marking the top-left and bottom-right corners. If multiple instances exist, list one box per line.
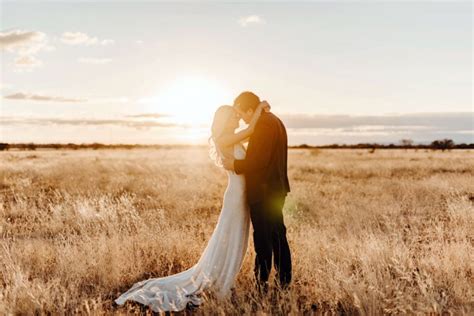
left=143, top=76, right=232, bottom=126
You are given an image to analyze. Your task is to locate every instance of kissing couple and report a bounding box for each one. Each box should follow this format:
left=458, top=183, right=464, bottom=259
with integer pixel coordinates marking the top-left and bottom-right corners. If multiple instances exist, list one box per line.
left=115, top=91, right=292, bottom=312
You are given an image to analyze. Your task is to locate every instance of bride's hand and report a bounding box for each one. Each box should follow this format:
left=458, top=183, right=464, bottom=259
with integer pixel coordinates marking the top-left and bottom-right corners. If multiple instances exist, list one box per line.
left=258, top=100, right=271, bottom=112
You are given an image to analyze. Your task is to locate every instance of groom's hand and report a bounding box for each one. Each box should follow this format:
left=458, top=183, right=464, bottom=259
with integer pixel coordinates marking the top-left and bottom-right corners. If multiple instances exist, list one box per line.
left=222, top=158, right=235, bottom=171
left=259, top=100, right=271, bottom=112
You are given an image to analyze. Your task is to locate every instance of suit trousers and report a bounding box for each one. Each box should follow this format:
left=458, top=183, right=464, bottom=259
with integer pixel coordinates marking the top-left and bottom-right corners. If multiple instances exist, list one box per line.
left=249, top=194, right=292, bottom=289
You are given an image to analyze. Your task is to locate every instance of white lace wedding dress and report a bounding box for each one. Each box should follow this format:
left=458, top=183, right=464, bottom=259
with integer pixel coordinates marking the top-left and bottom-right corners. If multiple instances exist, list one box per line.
left=114, top=144, right=250, bottom=312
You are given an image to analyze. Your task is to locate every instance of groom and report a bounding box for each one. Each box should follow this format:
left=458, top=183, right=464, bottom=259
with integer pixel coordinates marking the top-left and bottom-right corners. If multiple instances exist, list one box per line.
left=223, top=91, right=292, bottom=291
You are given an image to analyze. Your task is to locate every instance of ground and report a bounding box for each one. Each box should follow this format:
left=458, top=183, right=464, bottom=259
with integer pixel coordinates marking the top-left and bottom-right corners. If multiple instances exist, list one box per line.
left=1, top=148, right=473, bottom=315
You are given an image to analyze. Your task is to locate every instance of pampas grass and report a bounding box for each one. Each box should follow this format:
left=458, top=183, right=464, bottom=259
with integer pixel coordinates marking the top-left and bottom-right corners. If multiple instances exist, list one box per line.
left=1, top=148, right=473, bottom=314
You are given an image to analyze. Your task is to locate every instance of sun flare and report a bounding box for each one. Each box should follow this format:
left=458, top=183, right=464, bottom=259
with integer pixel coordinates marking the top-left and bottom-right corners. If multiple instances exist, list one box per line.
left=142, top=76, right=232, bottom=126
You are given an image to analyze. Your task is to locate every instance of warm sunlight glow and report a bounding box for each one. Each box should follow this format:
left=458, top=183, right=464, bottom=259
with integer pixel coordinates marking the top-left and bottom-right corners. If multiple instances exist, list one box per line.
left=142, top=76, right=232, bottom=126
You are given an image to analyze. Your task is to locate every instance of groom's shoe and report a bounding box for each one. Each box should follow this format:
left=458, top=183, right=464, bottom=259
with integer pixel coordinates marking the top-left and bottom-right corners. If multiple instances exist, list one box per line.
left=274, top=273, right=291, bottom=291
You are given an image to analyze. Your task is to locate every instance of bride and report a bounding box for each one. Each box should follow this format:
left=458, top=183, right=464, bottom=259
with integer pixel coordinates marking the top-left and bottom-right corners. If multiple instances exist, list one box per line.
left=114, top=101, right=270, bottom=312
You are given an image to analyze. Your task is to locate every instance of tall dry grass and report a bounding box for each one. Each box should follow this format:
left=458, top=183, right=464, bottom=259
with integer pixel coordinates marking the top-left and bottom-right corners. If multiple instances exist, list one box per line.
left=1, top=148, right=473, bottom=315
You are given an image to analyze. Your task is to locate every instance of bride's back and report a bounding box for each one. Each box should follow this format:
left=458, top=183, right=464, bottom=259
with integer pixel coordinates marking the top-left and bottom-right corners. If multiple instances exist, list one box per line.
left=223, top=144, right=246, bottom=203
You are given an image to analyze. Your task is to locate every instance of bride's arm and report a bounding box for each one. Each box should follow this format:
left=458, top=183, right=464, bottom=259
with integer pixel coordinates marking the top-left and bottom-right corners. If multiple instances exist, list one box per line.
left=215, top=101, right=270, bottom=147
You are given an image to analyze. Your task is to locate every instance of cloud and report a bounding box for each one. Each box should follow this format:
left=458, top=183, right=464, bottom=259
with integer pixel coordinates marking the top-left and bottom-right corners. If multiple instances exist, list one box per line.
left=3, top=91, right=134, bottom=104
left=0, top=30, right=45, bottom=50
left=0, top=29, right=54, bottom=70
left=78, top=57, right=113, bottom=64
left=14, top=55, right=43, bottom=68
left=60, top=32, right=114, bottom=46
left=4, top=92, right=86, bottom=103
left=93, top=97, right=129, bottom=104
left=60, top=32, right=98, bottom=45
left=126, top=113, right=169, bottom=119
left=100, top=39, right=114, bottom=46
left=0, top=116, right=181, bottom=130
left=239, top=15, right=265, bottom=27
left=279, top=112, right=473, bottom=132
left=0, top=112, right=471, bottom=144
left=279, top=112, right=473, bottom=144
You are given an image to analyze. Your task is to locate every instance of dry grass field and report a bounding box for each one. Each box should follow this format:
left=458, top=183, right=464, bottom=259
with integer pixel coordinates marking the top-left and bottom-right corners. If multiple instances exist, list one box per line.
left=1, top=148, right=473, bottom=315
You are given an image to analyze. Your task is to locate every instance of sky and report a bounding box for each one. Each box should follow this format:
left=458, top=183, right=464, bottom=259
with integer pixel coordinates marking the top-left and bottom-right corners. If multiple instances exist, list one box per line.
left=0, top=0, right=472, bottom=145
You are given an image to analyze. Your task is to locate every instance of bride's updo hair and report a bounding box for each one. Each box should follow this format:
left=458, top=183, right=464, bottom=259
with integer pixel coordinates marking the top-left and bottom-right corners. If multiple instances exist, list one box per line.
left=209, top=105, right=234, bottom=167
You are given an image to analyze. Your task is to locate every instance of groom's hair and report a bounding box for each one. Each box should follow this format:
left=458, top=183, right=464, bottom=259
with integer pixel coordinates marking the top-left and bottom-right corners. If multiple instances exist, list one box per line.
left=234, top=91, right=260, bottom=112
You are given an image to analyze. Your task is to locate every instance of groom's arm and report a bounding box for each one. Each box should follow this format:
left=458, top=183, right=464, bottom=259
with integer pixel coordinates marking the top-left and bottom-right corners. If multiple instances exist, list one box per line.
left=234, top=120, right=276, bottom=174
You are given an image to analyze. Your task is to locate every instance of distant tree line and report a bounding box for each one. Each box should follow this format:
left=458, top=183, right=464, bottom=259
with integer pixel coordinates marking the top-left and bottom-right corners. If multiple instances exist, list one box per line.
left=0, top=143, right=199, bottom=151
left=293, top=139, right=472, bottom=151
left=0, top=139, right=472, bottom=151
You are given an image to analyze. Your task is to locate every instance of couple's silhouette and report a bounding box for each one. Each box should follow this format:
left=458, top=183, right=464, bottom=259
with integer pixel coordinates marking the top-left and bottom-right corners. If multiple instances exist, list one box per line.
left=115, top=91, right=292, bottom=312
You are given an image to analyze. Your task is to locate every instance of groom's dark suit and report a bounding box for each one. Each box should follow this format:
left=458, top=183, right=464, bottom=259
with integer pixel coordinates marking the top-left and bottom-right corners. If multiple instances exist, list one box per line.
left=234, top=112, right=292, bottom=288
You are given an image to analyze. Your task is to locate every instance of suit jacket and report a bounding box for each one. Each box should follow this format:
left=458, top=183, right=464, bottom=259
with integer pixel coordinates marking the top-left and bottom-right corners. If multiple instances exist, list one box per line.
left=234, top=112, right=291, bottom=205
